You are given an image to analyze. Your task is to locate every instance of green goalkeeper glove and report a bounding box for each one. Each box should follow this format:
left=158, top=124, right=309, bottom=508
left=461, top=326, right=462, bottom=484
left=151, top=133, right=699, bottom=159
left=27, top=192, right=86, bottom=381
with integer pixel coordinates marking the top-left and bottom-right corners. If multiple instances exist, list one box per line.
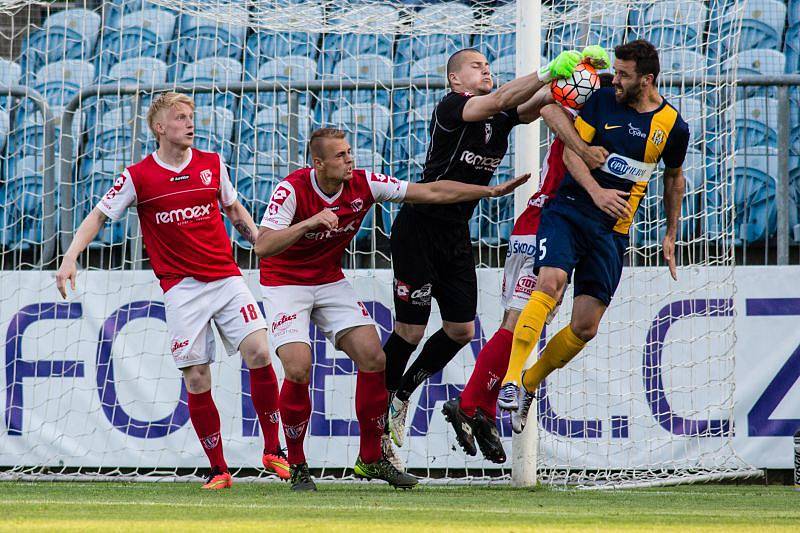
left=537, top=50, right=581, bottom=82
left=581, top=45, right=610, bottom=69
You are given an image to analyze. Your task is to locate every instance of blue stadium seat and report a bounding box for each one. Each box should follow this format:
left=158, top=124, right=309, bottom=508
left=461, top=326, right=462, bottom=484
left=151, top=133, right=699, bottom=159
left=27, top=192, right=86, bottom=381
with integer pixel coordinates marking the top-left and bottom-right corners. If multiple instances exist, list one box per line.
left=99, top=9, right=176, bottom=72
left=243, top=29, right=321, bottom=79
left=475, top=33, right=515, bottom=65
left=79, top=157, right=128, bottom=246
left=241, top=55, right=317, bottom=113
left=734, top=96, right=778, bottom=150
left=785, top=25, right=800, bottom=73
left=410, top=53, right=448, bottom=82
left=172, top=6, right=248, bottom=66
left=732, top=49, right=787, bottom=77
left=194, top=106, right=234, bottom=160
left=549, top=6, right=628, bottom=53
left=319, top=33, right=395, bottom=76
left=634, top=149, right=702, bottom=246
left=791, top=0, right=800, bottom=26
left=0, top=58, right=22, bottom=90
left=19, top=9, right=101, bottom=77
left=712, top=0, right=786, bottom=58
left=237, top=105, right=310, bottom=165
left=659, top=48, right=707, bottom=99
left=329, top=103, right=390, bottom=153
left=732, top=147, right=797, bottom=243
left=395, top=34, right=471, bottom=78
left=104, top=56, right=168, bottom=85
left=30, top=59, right=95, bottom=116
left=674, top=97, right=706, bottom=151
left=180, top=57, right=243, bottom=110
left=333, top=55, right=393, bottom=83
left=3, top=156, right=45, bottom=251
left=635, top=0, right=706, bottom=49
left=0, top=109, right=8, bottom=153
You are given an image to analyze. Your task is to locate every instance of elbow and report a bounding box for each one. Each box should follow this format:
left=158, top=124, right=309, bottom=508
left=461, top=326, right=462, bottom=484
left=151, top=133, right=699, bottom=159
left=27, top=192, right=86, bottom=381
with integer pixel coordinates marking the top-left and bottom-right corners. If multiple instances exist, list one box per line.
left=253, top=242, right=270, bottom=258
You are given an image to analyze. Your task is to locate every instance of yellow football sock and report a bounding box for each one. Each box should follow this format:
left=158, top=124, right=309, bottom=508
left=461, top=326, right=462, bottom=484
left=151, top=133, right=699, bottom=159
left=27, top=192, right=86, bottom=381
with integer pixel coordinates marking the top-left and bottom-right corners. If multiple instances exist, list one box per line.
left=522, top=325, right=586, bottom=393
left=503, top=291, right=556, bottom=385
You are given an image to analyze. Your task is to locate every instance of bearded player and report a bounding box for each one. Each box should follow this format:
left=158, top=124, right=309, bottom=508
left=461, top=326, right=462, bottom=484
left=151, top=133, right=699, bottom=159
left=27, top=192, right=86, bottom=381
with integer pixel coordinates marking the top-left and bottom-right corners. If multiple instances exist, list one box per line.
left=55, top=92, right=288, bottom=489
left=498, top=40, right=690, bottom=415
left=254, top=128, right=528, bottom=491
left=384, top=46, right=612, bottom=454
left=442, top=73, right=615, bottom=462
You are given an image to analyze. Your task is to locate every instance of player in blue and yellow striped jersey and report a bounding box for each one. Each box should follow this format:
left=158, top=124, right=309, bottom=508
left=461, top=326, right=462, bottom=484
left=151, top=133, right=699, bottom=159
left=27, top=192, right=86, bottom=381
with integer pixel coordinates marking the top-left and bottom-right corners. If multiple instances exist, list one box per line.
left=498, top=40, right=691, bottom=411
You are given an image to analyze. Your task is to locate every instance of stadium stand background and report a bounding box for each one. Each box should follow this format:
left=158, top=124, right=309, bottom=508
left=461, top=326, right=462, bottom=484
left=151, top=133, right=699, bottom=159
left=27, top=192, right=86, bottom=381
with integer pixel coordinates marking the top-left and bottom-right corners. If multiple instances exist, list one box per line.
left=0, top=0, right=798, bottom=270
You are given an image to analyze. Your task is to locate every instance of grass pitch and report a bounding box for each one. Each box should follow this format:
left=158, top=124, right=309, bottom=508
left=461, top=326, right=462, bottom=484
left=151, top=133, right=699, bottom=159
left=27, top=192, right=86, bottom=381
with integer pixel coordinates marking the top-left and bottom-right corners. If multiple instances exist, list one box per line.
left=0, top=481, right=796, bottom=531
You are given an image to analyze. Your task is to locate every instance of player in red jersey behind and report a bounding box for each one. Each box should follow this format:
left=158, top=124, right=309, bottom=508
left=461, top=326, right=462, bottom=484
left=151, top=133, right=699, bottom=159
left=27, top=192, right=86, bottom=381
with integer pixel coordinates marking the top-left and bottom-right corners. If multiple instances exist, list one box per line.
left=442, top=74, right=614, bottom=463
left=55, top=92, right=289, bottom=489
left=254, top=127, right=529, bottom=491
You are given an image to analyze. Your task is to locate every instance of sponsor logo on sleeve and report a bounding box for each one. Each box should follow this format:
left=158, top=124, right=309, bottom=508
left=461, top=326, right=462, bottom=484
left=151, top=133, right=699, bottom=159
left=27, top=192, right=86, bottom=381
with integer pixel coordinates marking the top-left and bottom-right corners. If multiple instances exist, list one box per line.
left=200, top=169, right=213, bottom=185
left=271, top=185, right=291, bottom=204
left=104, top=174, right=128, bottom=201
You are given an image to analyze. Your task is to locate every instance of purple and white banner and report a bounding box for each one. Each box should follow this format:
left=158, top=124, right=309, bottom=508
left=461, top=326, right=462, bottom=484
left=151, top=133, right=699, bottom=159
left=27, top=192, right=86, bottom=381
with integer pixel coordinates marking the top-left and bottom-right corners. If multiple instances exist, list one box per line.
left=0, top=267, right=798, bottom=470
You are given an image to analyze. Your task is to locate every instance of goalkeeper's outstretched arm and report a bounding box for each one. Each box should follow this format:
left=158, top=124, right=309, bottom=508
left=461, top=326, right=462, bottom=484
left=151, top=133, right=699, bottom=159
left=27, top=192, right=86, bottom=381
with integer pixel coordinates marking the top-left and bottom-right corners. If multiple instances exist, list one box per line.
left=56, top=207, right=108, bottom=298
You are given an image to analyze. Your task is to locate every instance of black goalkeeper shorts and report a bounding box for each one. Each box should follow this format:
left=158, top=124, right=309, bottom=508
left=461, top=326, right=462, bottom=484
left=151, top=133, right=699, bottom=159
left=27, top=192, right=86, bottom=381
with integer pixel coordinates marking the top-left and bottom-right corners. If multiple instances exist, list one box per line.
left=389, top=205, right=477, bottom=325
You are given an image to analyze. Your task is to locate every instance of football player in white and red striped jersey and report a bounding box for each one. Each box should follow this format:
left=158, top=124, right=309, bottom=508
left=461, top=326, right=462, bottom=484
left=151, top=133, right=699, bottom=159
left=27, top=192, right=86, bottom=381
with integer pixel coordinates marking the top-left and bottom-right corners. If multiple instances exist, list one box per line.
left=254, top=127, right=529, bottom=491
left=55, top=92, right=289, bottom=489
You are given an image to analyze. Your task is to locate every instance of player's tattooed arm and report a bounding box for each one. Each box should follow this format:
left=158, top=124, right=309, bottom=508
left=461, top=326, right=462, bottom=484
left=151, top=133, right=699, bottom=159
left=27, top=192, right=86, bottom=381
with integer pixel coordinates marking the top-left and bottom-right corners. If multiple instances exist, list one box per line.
left=563, top=146, right=631, bottom=220
left=222, top=200, right=258, bottom=245
left=662, top=166, right=685, bottom=281
left=540, top=104, right=608, bottom=169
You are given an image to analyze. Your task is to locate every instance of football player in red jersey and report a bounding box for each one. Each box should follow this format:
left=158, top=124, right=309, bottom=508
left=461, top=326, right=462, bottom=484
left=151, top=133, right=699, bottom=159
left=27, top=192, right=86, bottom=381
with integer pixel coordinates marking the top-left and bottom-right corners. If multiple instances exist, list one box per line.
left=56, top=92, right=289, bottom=489
left=254, top=128, right=529, bottom=491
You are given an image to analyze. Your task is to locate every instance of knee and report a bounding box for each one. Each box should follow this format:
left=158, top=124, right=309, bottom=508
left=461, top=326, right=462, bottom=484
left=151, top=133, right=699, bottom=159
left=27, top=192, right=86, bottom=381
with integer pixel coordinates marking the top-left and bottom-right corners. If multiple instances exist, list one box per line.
left=570, top=321, right=598, bottom=343
left=244, top=347, right=271, bottom=369
left=357, top=349, right=385, bottom=372
left=442, top=323, right=474, bottom=345
left=283, top=361, right=311, bottom=384
left=183, top=365, right=211, bottom=393
left=394, top=322, right=425, bottom=345
left=537, top=270, right=567, bottom=299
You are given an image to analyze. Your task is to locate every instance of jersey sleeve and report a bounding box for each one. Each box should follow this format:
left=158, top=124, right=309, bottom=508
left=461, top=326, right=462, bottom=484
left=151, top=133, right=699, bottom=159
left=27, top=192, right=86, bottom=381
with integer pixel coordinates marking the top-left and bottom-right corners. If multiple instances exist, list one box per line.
left=435, top=92, right=472, bottom=130
left=96, top=169, right=136, bottom=221
left=367, top=171, right=409, bottom=203
left=661, top=118, right=691, bottom=169
left=218, top=154, right=237, bottom=206
left=260, top=181, right=297, bottom=230
left=574, top=90, right=603, bottom=143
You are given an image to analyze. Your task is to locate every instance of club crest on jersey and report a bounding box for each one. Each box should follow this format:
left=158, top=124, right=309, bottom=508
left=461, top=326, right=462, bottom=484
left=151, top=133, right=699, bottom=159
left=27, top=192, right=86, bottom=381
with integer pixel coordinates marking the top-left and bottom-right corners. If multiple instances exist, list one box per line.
left=199, top=169, right=212, bottom=185
left=485, top=123, right=492, bottom=144
left=350, top=198, right=364, bottom=212
left=651, top=129, right=666, bottom=147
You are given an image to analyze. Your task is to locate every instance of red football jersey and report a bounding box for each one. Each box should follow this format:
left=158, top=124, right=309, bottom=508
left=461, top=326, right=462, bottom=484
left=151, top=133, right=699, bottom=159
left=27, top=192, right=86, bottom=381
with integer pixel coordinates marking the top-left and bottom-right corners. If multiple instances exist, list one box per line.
left=97, top=149, right=241, bottom=292
left=259, top=168, right=407, bottom=287
left=511, top=136, right=567, bottom=236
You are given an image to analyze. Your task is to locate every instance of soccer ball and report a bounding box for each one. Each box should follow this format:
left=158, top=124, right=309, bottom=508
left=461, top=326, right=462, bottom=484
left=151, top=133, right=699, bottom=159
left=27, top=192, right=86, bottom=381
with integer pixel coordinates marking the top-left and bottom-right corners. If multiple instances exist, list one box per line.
left=550, top=61, right=600, bottom=110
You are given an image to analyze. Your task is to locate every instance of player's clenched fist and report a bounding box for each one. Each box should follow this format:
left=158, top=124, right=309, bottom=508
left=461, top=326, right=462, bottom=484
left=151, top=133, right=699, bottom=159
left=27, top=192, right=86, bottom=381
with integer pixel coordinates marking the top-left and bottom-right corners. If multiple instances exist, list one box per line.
left=581, top=45, right=610, bottom=70
left=307, top=208, right=339, bottom=230
left=55, top=257, right=77, bottom=299
left=538, top=50, right=581, bottom=82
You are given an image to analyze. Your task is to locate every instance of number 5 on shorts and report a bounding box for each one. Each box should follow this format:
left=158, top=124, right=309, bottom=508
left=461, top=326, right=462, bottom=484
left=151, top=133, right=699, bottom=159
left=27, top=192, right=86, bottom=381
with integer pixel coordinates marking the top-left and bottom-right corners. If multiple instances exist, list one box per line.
left=538, top=238, right=548, bottom=261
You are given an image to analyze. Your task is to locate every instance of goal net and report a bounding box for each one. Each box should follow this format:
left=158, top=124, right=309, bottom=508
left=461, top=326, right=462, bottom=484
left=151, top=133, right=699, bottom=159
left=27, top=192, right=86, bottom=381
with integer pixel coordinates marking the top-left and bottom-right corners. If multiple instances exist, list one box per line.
left=0, top=0, right=758, bottom=487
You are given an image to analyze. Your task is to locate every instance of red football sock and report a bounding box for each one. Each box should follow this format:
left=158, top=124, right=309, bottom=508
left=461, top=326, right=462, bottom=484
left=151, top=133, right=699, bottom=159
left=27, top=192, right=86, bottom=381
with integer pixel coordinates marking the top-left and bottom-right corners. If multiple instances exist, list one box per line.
left=355, top=370, right=388, bottom=464
left=280, top=379, right=311, bottom=465
left=460, top=328, right=513, bottom=419
left=249, top=364, right=281, bottom=453
left=187, top=390, right=227, bottom=472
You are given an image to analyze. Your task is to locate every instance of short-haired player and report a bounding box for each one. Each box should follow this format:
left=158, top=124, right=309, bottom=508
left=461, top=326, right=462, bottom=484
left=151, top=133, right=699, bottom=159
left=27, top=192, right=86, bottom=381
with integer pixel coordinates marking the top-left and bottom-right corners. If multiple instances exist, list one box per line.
left=56, top=92, right=288, bottom=489
left=255, top=128, right=529, bottom=491
left=442, top=74, right=615, bottom=462
left=498, top=41, right=690, bottom=417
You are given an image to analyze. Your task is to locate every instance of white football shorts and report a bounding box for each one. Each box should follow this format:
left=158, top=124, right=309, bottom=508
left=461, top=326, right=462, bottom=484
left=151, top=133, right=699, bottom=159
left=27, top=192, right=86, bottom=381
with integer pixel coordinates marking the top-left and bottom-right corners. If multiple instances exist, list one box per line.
left=260, top=278, right=375, bottom=355
left=164, top=276, right=267, bottom=369
left=501, top=234, right=538, bottom=311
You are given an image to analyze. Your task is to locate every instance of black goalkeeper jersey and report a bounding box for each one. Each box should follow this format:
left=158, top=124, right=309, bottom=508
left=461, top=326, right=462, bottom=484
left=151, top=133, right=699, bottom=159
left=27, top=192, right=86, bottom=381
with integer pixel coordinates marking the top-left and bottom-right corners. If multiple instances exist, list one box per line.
left=410, top=91, right=521, bottom=223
